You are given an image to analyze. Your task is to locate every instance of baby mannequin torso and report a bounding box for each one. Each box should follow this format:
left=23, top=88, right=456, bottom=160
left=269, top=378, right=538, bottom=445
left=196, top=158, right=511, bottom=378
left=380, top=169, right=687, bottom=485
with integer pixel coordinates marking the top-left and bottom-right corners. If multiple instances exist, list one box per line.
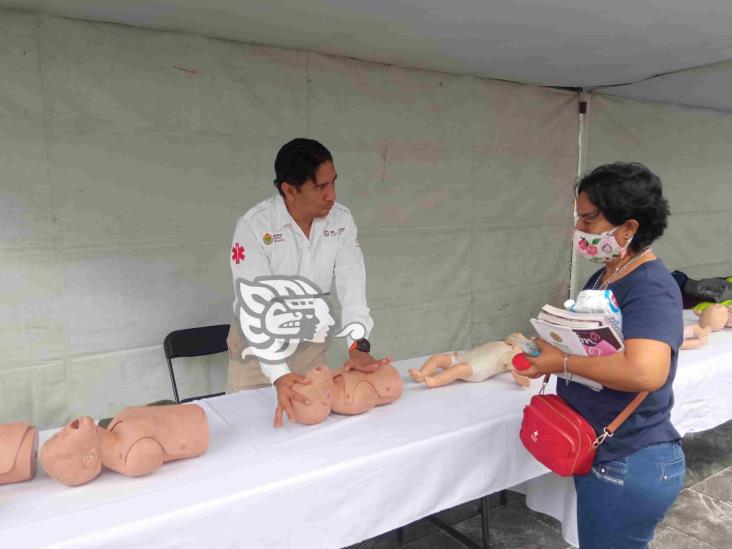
left=331, top=363, right=403, bottom=415
left=454, top=341, right=517, bottom=382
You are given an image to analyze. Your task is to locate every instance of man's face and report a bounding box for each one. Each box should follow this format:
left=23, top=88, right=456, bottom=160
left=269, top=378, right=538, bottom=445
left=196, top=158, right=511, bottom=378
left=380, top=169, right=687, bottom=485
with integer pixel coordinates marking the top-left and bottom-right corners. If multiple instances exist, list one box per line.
left=292, top=161, right=337, bottom=218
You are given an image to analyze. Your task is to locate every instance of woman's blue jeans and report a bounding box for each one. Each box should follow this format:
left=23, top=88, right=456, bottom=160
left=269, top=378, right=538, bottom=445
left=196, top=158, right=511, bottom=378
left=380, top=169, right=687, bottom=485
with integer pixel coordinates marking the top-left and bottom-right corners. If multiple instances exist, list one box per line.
left=574, top=441, right=685, bottom=548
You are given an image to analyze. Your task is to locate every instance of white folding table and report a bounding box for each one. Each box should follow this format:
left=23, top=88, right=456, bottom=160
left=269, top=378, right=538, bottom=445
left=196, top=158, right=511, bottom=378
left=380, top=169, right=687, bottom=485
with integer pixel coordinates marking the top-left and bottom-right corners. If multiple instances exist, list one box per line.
left=2, top=311, right=730, bottom=548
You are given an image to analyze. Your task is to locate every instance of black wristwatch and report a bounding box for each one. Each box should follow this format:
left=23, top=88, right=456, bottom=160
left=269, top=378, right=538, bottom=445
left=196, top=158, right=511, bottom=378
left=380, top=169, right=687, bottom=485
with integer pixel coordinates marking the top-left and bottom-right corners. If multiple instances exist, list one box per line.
left=354, top=338, right=371, bottom=353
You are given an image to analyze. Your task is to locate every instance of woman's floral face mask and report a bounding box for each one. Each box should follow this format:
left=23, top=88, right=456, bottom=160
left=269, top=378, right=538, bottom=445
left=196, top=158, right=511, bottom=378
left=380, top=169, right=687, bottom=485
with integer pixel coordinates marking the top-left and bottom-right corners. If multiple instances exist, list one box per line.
left=573, top=227, right=631, bottom=264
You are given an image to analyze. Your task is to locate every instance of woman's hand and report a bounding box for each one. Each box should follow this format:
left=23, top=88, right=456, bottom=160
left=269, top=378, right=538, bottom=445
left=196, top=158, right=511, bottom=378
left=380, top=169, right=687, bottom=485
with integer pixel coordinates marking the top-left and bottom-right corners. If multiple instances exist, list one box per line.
left=514, top=339, right=566, bottom=379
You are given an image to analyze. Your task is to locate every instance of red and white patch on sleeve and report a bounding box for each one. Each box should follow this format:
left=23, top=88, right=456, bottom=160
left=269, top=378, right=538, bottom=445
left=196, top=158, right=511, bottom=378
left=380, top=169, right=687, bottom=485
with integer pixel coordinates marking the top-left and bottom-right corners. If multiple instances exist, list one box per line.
left=231, top=243, right=246, bottom=264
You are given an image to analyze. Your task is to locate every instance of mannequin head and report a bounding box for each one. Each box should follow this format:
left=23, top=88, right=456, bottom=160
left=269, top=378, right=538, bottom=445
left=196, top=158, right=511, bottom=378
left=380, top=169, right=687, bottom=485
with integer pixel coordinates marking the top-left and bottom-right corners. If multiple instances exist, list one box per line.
left=292, top=365, right=335, bottom=424
left=697, top=303, right=731, bottom=331
left=40, top=416, right=101, bottom=486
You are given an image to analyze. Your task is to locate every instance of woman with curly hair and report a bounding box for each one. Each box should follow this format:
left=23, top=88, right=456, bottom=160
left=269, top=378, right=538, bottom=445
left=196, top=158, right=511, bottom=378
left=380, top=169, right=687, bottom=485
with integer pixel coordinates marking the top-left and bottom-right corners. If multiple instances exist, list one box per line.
left=518, top=162, right=685, bottom=548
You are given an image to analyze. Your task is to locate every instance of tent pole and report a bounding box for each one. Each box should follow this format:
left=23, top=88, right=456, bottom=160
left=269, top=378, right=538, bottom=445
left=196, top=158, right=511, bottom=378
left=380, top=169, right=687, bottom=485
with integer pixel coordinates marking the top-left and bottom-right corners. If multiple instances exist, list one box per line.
left=569, top=89, right=590, bottom=300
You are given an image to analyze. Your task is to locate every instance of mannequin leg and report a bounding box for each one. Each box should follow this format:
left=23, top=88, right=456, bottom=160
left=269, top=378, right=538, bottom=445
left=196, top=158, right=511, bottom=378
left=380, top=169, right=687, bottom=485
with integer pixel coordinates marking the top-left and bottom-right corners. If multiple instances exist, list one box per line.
left=681, top=335, right=709, bottom=350
left=409, top=353, right=453, bottom=382
left=425, top=363, right=474, bottom=388
left=681, top=324, right=711, bottom=350
left=684, top=324, right=711, bottom=339
left=511, top=371, right=531, bottom=388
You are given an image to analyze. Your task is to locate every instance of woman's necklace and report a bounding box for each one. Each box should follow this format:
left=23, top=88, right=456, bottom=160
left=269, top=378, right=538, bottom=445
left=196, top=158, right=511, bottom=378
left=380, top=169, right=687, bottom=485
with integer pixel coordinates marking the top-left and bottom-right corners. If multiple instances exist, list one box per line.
left=593, top=247, right=652, bottom=291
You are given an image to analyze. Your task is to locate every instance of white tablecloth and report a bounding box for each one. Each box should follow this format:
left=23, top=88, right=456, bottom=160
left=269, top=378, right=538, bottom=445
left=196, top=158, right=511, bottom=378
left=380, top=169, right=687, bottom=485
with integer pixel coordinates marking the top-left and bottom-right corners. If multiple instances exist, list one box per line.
left=2, top=313, right=730, bottom=548
left=518, top=310, right=732, bottom=546
left=1, top=358, right=549, bottom=548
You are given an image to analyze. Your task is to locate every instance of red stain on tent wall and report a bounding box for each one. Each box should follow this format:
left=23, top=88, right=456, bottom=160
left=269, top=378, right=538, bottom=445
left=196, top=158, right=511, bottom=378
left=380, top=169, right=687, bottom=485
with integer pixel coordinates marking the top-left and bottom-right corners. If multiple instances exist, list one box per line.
left=416, top=188, right=450, bottom=210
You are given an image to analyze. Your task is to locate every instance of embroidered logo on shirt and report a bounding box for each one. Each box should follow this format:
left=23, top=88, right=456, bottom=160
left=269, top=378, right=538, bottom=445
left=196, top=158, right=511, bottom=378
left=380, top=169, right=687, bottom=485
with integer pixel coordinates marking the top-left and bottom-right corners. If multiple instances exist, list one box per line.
left=231, top=243, right=246, bottom=264
left=323, top=229, right=339, bottom=237
left=265, top=232, right=284, bottom=244
left=531, top=430, right=539, bottom=443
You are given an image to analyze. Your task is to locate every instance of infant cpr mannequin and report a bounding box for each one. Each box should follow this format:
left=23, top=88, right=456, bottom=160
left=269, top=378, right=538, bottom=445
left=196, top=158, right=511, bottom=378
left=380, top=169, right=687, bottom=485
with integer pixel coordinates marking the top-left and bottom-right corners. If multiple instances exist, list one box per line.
left=681, top=324, right=711, bottom=350
left=409, top=333, right=529, bottom=388
left=291, top=365, right=336, bottom=425
left=41, top=404, right=209, bottom=486
left=291, top=362, right=404, bottom=423
left=695, top=303, right=732, bottom=329
left=682, top=303, right=732, bottom=350
left=331, top=362, right=403, bottom=415
left=0, top=421, right=39, bottom=485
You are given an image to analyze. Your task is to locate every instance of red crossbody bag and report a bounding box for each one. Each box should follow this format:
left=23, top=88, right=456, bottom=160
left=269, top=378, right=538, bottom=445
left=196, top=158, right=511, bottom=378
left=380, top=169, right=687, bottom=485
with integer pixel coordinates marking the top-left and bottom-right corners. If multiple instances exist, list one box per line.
left=520, top=374, right=648, bottom=477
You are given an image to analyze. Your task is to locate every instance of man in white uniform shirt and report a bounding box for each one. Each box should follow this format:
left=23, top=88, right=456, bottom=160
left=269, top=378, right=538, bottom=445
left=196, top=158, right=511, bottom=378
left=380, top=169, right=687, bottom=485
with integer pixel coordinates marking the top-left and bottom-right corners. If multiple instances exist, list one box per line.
left=228, top=138, right=390, bottom=427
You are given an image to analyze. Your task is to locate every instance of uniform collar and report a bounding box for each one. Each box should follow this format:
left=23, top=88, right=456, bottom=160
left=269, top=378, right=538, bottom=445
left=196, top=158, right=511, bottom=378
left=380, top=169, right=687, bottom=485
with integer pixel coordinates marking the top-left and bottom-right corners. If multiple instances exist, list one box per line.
left=273, top=194, right=334, bottom=232
left=273, top=194, right=293, bottom=231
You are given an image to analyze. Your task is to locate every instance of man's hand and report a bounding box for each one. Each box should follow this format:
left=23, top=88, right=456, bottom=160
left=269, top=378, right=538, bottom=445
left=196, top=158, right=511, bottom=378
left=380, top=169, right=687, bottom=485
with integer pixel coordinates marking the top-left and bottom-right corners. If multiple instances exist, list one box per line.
left=343, top=350, right=391, bottom=373
left=273, top=373, right=311, bottom=428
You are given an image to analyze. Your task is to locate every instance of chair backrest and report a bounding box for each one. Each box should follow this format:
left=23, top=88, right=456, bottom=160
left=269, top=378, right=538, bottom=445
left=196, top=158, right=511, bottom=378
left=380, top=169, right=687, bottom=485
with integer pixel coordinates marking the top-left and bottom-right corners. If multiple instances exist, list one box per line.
left=163, top=324, right=230, bottom=360
left=163, top=324, right=230, bottom=403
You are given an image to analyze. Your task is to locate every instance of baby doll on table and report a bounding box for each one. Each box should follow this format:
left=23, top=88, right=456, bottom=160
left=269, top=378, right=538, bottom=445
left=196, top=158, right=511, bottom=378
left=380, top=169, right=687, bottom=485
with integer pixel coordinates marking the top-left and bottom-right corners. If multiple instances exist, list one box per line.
left=408, top=333, right=532, bottom=389
left=682, top=302, right=732, bottom=350
left=406, top=291, right=624, bottom=391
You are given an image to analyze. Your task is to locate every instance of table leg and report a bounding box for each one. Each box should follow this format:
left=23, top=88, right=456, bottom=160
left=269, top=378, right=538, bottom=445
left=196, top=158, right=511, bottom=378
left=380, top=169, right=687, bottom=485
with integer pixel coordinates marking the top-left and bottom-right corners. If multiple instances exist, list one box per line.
left=481, top=495, right=490, bottom=548
left=427, top=515, right=483, bottom=549
left=387, top=492, right=499, bottom=549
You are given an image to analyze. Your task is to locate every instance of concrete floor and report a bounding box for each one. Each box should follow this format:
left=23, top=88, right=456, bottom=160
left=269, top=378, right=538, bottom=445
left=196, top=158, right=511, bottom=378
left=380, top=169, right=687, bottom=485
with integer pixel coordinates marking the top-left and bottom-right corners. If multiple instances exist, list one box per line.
left=347, top=421, right=732, bottom=549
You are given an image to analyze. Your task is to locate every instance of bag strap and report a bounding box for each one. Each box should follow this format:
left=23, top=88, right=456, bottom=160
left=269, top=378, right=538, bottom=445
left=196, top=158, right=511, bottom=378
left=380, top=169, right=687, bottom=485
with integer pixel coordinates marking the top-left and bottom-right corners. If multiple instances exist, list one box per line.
left=606, top=391, right=648, bottom=434
left=540, top=374, right=649, bottom=446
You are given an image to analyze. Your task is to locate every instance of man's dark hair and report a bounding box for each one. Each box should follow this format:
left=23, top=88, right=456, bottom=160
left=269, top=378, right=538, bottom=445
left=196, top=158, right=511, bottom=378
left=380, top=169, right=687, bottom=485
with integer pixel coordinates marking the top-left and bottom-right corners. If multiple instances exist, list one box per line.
left=576, top=162, right=670, bottom=253
left=273, top=138, right=333, bottom=198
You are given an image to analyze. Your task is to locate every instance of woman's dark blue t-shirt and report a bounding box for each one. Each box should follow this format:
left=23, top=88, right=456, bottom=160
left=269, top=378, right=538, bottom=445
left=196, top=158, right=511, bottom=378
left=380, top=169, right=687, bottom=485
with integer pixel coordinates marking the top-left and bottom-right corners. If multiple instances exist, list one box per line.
left=556, top=259, right=684, bottom=463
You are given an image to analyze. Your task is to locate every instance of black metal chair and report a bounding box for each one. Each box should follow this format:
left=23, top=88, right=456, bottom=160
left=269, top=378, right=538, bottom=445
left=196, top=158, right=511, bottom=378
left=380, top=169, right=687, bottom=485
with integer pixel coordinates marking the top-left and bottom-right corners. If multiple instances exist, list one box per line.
left=163, top=324, right=230, bottom=403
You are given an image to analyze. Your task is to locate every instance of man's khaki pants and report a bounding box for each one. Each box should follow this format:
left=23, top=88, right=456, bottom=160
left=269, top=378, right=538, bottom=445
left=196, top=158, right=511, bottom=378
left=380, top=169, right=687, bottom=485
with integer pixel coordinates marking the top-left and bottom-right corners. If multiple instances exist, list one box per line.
left=225, top=324, right=332, bottom=393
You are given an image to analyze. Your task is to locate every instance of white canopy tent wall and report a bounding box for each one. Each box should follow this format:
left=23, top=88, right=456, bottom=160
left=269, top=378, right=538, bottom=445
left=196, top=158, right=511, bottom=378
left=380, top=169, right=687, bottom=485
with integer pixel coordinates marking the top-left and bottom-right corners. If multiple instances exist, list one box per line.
left=0, top=11, right=578, bottom=428
left=2, top=5, right=731, bottom=429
